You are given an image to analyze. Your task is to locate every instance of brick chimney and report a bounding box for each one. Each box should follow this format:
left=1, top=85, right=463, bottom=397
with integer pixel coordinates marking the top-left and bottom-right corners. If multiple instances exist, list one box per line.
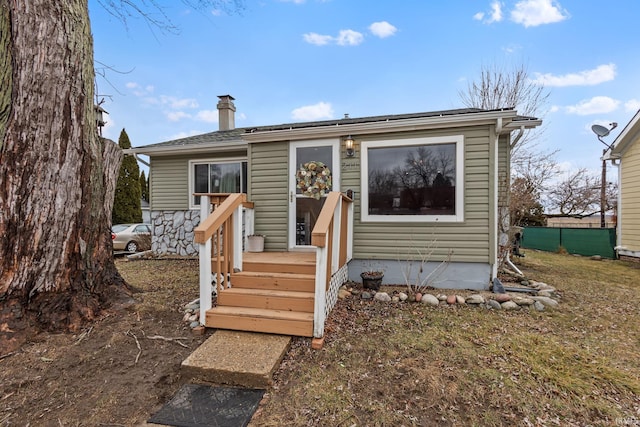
left=217, top=95, right=236, bottom=131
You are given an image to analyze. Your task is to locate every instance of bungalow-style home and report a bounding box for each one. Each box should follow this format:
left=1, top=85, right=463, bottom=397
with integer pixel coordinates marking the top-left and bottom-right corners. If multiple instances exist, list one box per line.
left=127, top=95, right=541, bottom=340
left=604, top=109, right=640, bottom=260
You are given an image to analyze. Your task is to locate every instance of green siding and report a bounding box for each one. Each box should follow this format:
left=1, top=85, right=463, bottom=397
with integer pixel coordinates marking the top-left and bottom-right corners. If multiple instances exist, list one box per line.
left=244, top=128, right=495, bottom=260
left=149, top=151, right=247, bottom=211
left=346, top=127, right=492, bottom=263
left=149, top=151, right=246, bottom=211
left=248, top=141, right=289, bottom=250
left=150, top=155, right=190, bottom=210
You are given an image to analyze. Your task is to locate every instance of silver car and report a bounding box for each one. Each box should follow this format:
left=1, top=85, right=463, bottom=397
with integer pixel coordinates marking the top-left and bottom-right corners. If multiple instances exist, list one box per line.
left=111, top=223, right=152, bottom=252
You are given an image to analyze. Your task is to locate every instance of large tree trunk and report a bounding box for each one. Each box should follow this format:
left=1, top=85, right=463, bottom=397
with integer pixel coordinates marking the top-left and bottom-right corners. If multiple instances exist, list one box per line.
left=0, top=1, right=129, bottom=353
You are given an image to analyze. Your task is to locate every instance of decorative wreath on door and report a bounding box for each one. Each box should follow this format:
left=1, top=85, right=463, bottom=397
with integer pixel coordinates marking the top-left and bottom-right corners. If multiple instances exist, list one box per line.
left=296, top=161, right=332, bottom=199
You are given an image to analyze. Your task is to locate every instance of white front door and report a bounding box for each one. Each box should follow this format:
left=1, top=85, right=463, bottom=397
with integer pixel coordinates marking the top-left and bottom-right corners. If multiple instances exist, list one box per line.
left=289, top=139, right=340, bottom=250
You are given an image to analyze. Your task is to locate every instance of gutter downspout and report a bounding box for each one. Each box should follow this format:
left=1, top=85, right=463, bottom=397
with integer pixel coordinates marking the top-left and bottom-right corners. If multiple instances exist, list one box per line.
left=492, top=121, right=528, bottom=280
left=504, top=125, right=526, bottom=277
left=122, top=149, right=150, bottom=168
left=510, top=125, right=525, bottom=150
left=133, top=153, right=150, bottom=168
left=490, top=118, right=503, bottom=281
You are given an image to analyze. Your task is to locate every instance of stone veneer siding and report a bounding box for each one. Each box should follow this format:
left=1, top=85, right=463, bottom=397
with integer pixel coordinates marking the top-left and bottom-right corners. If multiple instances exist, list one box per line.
left=151, top=210, right=200, bottom=256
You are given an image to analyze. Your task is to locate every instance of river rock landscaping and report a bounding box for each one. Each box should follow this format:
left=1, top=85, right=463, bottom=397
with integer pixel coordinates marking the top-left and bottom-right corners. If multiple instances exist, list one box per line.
left=341, top=278, right=560, bottom=311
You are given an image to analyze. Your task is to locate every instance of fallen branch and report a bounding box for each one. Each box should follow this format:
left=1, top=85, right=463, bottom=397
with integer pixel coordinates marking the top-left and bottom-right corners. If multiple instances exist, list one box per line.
left=146, top=335, right=189, bottom=348
left=0, top=351, right=16, bottom=361
left=74, top=326, right=93, bottom=346
left=125, top=330, right=142, bottom=364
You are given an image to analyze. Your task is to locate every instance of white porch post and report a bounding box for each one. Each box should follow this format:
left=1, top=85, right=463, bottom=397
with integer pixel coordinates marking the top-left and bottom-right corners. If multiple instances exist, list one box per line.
left=331, top=205, right=341, bottom=274
left=198, top=195, right=212, bottom=325
left=313, top=237, right=329, bottom=338
left=233, top=204, right=243, bottom=272
left=346, top=199, right=354, bottom=262
left=244, top=207, right=255, bottom=249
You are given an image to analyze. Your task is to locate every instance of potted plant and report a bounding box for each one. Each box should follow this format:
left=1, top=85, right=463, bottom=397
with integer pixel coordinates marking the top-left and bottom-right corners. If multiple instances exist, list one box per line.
left=247, top=234, right=265, bottom=252
left=360, top=261, right=385, bottom=291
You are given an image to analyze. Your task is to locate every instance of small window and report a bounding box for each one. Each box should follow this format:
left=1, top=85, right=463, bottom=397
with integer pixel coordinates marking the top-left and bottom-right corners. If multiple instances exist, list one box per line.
left=361, top=136, right=464, bottom=222
left=191, top=160, right=247, bottom=207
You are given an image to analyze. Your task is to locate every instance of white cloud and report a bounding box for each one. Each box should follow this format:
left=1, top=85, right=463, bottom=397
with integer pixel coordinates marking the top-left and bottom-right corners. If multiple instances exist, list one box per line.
left=369, top=21, right=397, bottom=38
left=532, top=64, right=616, bottom=87
left=336, top=30, right=364, bottom=46
left=291, top=102, right=334, bottom=121
left=166, top=111, right=192, bottom=122
left=159, top=96, right=199, bottom=109
left=502, top=43, right=522, bottom=54
left=101, top=117, right=117, bottom=140
left=474, top=1, right=503, bottom=24
left=565, top=96, right=620, bottom=115
left=195, top=110, right=219, bottom=123
left=127, top=81, right=155, bottom=97
left=303, top=32, right=334, bottom=46
left=549, top=105, right=560, bottom=113
left=511, top=0, right=569, bottom=27
left=304, top=29, right=364, bottom=46
left=624, top=99, right=640, bottom=112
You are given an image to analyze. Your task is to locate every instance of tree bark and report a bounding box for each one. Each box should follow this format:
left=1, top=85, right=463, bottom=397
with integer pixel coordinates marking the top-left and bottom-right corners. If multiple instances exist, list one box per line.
left=0, top=0, right=129, bottom=352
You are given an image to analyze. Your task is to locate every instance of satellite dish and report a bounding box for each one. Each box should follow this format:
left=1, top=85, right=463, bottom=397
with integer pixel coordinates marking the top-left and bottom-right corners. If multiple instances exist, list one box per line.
left=591, top=124, right=610, bottom=137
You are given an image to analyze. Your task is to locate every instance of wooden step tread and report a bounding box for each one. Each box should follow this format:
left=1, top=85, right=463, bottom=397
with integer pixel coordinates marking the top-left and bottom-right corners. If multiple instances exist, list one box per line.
left=235, top=271, right=315, bottom=280
left=210, top=306, right=313, bottom=321
left=221, top=287, right=314, bottom=299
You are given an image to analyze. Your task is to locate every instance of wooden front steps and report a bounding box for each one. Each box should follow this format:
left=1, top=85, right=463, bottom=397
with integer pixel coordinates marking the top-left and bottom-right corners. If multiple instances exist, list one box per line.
left=206, top=251, right=317, bottom=337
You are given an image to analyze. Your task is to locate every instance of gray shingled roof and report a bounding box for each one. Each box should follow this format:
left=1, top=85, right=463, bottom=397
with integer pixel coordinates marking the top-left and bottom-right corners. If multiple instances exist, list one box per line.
left=140, top=128, right=246, bottom=149
left=139, top=107, right=537, bottom=149
left=244, top=108, right=488, bottom=133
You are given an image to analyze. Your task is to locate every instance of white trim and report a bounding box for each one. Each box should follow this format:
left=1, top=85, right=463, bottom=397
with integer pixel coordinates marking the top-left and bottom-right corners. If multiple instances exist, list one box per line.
left=616, top=161, right=622, bottom=249
left=199, top=195, right=212, bottom=324
left=188, top=157, right=247, bottom=210
left=617, top=248, right=640, bottom=259
left=126, top=141, right=247, bottom=156
left=360, top=135, right=465, bottom=223
left=491, top=131, right=499, bottom=279
left=288, top=139, right=341, bottom=250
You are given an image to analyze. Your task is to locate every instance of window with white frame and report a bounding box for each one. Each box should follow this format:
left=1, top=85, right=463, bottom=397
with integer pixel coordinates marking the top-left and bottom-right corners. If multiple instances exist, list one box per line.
left=190, top=160, right=247, bottom=207
left=361, top=136, right=464, bottom=222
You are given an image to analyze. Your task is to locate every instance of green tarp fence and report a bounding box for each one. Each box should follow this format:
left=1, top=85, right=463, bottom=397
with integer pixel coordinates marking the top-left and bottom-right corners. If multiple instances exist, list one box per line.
left=521, top=227, right=616, bottom=259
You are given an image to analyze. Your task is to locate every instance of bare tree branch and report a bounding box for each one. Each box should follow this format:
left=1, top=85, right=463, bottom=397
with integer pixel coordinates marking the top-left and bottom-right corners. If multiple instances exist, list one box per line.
left=458, top=62, right=550, bottom=159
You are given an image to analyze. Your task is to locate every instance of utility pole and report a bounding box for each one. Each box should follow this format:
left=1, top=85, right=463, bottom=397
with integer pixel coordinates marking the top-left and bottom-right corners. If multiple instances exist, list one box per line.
left=591, top=123, right=617, bottom=229
left=600, top=149, right=606, bottom=228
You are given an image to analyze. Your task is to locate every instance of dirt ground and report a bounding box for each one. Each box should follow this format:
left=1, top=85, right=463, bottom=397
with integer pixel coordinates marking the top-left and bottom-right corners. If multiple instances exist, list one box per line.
left=0, top=258, right=205, bottom=426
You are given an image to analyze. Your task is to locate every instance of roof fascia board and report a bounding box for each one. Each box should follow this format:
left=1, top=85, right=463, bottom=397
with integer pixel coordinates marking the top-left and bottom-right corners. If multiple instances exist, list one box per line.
left=504, top=119, right=542, bottom=130
left=607, top=109, right=640, bottom=159
left=244, top=110, right=520, bottom=143
left=126, top=141, right=247, bottom=156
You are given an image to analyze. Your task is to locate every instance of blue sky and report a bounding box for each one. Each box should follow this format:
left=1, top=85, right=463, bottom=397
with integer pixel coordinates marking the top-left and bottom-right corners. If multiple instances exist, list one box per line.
left=89, top=0, right=640, bottom=175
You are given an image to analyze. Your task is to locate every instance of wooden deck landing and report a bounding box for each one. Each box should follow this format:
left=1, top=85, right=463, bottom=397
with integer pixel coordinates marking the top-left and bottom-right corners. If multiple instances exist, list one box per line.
left=242, top=251, right=316, bottom=264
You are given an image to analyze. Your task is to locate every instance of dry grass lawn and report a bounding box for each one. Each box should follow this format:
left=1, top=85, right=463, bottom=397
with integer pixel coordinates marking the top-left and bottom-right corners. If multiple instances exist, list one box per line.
left=2, top=251, right=637, bottom=426
left=251, top=251, right=640, bottom=426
